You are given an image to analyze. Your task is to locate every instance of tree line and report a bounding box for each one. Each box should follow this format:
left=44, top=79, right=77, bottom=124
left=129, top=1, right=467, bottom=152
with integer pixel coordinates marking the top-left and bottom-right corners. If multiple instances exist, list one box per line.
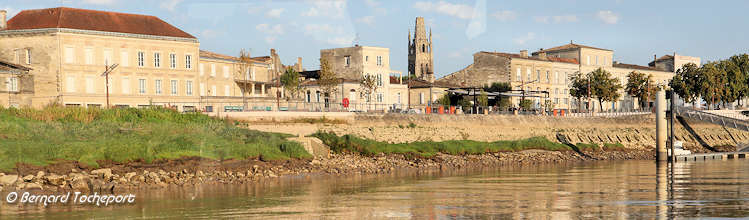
left=670, top=54, right=749, bottom=109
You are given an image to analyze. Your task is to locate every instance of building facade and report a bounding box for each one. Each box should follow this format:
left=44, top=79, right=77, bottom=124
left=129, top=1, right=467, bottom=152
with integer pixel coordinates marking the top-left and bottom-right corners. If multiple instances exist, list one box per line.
left=408, top=17, right=434, bottom=81
left=0, top=7, right=298, bottom=112
left=439, top=42, right=700, bottom=111
left=304, top=45, right=407, bottom=111
left=0, top=60, right=33, bottom=108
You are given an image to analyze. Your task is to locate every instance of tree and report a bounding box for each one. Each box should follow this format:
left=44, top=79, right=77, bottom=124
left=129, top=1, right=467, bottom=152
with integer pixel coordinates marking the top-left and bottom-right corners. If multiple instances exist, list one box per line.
left=544, top=100, right=555, bottom=111
left=477, top=91, right=489, bottom=107
left=698, top=62, right=725, bottom=109
left=236, top=50, right=252, bottom=110
left=569, top=71, right=590, bottom=111
left=485, top=82, right=511, bottom=109
left=280, top=67, right=301, bottom=100
left=589, top=68, right=622, bottom=112
left=437, top=94, right=451, bottom=106
left=625, top=71, right=656, bottom=109
left=519, top=99, right=534, bottom=111
left=720, top=59, right=744, bottom=105
left=359, top=74, right=378, bottom=103
left=732, top=54, right=749, bottom=106
left=318, top=58, right=339, bottom=98
left=670, top=63, right=700, bottom=104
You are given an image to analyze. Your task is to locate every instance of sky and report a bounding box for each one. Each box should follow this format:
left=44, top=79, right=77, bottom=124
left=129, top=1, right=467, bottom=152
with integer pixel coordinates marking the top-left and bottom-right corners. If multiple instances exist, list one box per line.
left=2, top=0, right=748, bottom=78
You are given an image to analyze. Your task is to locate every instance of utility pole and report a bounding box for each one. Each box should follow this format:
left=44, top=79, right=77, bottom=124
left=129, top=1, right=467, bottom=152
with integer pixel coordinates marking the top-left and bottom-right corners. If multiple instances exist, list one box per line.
left=101, top=62, right=119, bottom=109
left=587, top=75, right=592, bottom=115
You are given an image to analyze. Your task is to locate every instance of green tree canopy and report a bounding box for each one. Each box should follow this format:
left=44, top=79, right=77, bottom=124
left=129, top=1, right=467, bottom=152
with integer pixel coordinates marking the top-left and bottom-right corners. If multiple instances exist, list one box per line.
left=670, top=63, right=700, bottom=103
left=280, top=67, right=301, bottom=100
left=625, top=71, right=656, bottom=109
left=477, top=91, right=489, bottom=107
left=589, top=68, right=622, bottom=112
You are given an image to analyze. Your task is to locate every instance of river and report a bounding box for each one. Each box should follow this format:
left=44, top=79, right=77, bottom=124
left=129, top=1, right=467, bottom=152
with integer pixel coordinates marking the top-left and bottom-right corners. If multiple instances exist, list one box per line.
left=2, top=160, right=749, bottom=219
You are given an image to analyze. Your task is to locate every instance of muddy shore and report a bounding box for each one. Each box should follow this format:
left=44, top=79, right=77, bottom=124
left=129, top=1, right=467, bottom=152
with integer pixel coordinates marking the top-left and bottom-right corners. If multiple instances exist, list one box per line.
left=0, top=149, right=654, bottom=194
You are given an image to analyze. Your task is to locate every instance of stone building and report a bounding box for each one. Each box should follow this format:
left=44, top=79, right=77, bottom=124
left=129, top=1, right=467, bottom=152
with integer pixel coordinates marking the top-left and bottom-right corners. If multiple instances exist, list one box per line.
left=0, top=7, right=297, bottom=111
left=302, top=45, right=408, bottom=111
left=0, top=60, right=33, bottom=108
left=439, top=42, right=700, bottom=111
left=408, top=17, right=435, bottom=82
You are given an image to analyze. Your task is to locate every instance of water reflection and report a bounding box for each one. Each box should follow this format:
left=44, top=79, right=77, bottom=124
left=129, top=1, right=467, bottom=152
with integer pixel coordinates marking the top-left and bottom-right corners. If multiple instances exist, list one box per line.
left=2, top=160, right=749, bottom=219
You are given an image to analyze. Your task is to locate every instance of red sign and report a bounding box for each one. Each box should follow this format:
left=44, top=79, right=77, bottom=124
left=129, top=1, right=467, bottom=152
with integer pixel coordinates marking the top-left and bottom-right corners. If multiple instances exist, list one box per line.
left=342, top=98, right=350, bottom=108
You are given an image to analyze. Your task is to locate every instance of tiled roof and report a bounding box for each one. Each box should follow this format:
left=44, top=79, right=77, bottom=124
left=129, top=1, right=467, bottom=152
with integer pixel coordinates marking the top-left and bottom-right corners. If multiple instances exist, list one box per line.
left=5, top=7, right=195, bottom=39
left=199, top=50, right=238, bottom=61
left=480, top=51, right=579, bottom=64
left=613, top=62, right=660, bottom=71
left=648, top=55, right=674, bottom=66
left=533, top=43, right=612, bottom=53
left=0, top=60, right=32, bottom=72
left=389, top=76, right=404, bottom=84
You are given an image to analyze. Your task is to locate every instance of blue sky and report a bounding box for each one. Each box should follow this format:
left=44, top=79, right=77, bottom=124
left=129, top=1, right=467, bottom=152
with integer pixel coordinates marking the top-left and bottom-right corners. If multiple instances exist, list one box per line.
left=2, top=0, right=748, bottom=77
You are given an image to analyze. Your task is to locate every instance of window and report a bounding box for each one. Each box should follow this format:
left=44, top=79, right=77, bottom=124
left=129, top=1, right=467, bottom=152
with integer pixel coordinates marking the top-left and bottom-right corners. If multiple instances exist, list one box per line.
left=155, top=79, right=162, bottom=95
left=211, top=64, right=216, bottom=77
left=376, top=74, right=383, bottom=86
left=64, top=46, right=74, bottom=64
left=377, top=56, right=382, bottom=66
left=103, top=49, right=113, bottom=65
left=13, top=50, right=20, bottom=63
left=419, top=93, right=424, bottom=104
left=595, top=56, right=599, bottom=65
left=397, top=93, right=401, bottom=104
left=121, top=77, right=130, bottom=94
left=554, top=71, right=559, bottom=84
left=171, top=80, right=178, bottom=95
left=603, top=57, right=607, bottom=66
left=199, top=83, right=205, bottom=96
left=545, top=71, right=550, bottom=83
left=120, top=51, right=129, bottom=67
left=66, top=76, right=76, bottom=92
left=223, top=66, right=229, bottom=78
left=25, top=49, right=31, bottom=65
left=7, top=77, right=18, bottom=92
left=555, top=88, right=559, bottom=94
left=526, top=68, right=531, bottom=81
left=137, top=51, right=145, bottom=67
left=536, top=70, right=541, bottom=82
left=586, top=56, right=590, bottom=65
left=154, top=52, right=161, bottom=68
left=376, top=93, right=383, bottom=103
left=554, top=98, right=559, bottom=104
left=85, top=48, right=94, bottom=65
left=516, top=67, right=522, bottom=81
left=251, top=67, right=256, bottom=80
left=85, top=76, right=94, bottom=94
left=365, top=56, right=369, bottom=62
left=138, top=79, right=146, bottom=94
left=344, top=56, right=351, bottom=67
left=564, top=72, right=568, bottom=84
left=169, top=53, right=177, bottom=69
left=185, top=55, right=192, bottom=69
left=224, top=85, right=230, bottom=96
left=186, top=81, right=193, bottom=96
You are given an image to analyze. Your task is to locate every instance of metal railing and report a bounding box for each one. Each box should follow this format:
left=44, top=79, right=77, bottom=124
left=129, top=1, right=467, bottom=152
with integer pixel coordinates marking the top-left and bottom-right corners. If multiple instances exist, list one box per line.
left=674, top=106, right=749, bottom=132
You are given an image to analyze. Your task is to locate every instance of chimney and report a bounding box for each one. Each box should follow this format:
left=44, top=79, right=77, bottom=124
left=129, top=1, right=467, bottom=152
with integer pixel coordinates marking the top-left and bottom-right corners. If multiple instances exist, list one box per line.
left=538, top=52, right=547, bottom=60
left=0, top=10, right=6, bottom=30
left=296, top=57, right=303, bottom=72
left=520, top=50, right=528, bottom=58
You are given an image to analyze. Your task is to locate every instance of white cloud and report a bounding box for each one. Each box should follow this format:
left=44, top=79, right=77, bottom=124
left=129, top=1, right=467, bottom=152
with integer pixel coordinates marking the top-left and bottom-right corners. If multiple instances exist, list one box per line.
left=302, top=0, right=347, bottom=18
left=413, top=1, right=474, bottom=20
left=160, top=0, right=183, bottom=12
left=199, top=29, right=224, bottom=39
left=255, top=23, right=285, bottom=35
left=534, top=15, right=578, bottom=24
left=265, top=36, right=277, bottom=44
left=513, top=32, right=536, bottom=45
left=364, top=0, right=380, bottom=7
left=304, top=23, right=354, bottom=46
left=597, top=10, right=619, bottom=24
left=465, top=0, right=486, bottom=39
left=355, top=16, right=375, bottom=25
left=82, top=0, right=116, bottom=5
left=266, top=8, right=285, bottom=18
left=491, top=10, right=517, bottom=22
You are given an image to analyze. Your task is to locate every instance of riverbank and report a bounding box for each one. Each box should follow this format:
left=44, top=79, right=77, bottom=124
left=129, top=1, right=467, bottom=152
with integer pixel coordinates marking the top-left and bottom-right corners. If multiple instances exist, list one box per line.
left=0, top=148, right=654, bottom=194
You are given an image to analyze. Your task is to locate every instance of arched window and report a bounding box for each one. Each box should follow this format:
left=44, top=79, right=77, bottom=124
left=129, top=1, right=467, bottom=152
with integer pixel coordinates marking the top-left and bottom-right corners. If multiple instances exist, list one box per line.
left=422, top=44, right=425, bottom=52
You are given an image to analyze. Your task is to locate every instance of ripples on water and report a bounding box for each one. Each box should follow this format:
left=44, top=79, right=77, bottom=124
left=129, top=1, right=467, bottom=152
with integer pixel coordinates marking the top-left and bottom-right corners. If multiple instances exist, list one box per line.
left=3, top=160, right=749, bottom=219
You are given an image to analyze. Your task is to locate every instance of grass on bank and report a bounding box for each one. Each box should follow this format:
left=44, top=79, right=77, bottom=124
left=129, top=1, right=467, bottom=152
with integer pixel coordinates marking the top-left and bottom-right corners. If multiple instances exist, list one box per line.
left=312, top=131, right=574, bottom=157
left=0, top=106, right=311, bottom=171
left=312, top=131, right=628, bottom=157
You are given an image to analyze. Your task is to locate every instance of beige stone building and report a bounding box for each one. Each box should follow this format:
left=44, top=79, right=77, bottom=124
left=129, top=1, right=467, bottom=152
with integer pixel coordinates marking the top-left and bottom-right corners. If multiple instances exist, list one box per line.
left=0, top=7, right=299, bottom=112
left=439, top=42, right=701, bottom=111
left=302, top=45, right=408, bottom=112
left=0, top=60, right=33, bottom=108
